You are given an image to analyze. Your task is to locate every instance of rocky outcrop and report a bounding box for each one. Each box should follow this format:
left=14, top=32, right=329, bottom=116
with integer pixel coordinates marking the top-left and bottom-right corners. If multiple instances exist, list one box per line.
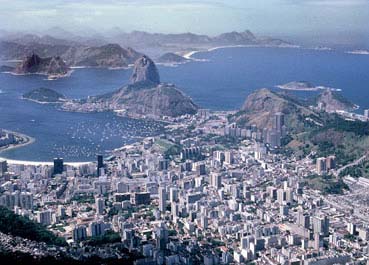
left=232, top=88, right=316, bottom=130
left=97, top=83, right=198, bottom=117
left=315, top=90, right=356, bottom=112
left=62, top=56, right=198, bottom=118
left=14, top=53, right=69, bottom=76
left=129, top=56, right=160, bottom=86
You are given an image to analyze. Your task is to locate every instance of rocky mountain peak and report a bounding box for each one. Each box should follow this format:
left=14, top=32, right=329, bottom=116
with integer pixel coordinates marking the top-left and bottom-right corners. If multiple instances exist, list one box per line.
left=129, top=55, right=160, bottom=87
left=25, top=53, right=42, bottom=69
left=15, top=53, right=68, bottom=76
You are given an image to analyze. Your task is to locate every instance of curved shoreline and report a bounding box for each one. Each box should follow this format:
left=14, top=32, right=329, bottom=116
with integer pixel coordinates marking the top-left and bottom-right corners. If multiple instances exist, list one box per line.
left=0, top=130, right=92, bottom=166
left=0, top=156, right=91, bottom=166
left=182, top=44, right=300, bottom=60
left=0, top=130, right=35, bottom=153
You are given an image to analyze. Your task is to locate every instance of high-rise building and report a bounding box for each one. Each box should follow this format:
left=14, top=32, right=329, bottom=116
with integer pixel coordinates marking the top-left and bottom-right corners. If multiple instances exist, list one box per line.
left=274, top=112, right=285, bottom=132
left=214, top=151, right=225, bottom=164
left=313, top=233, right=322, bottom=250
left=97, top=154, right=104, bottom=176
left=0, top=159, right=8, bottom=176
left=19, top=192, right=33, bottom=210
left=277, top=189, right=286, bottom=204
left=159, top=186, right=166, bottom=212
left=53, top=158, right=64, bottom=175
left=57, top=205, right=66, bottom=219
left=171, top=202, right=179, bottom=220
left=37, top=210, right=53, bottom=226
left=210, top=173, right=222, bottom=189
left=169, top=187, right=178, bottom=203
left=73, top=225, right=87, bottom=242
left=200, top=215, right=208, bottom=229
left=347, top=222, right=356, bottom=235
left=196, top=163, right=206, bottom=175
left=297, top=211, right=310, bottom=229
left=326, top=155, right=336, bottom=170
left=316, top=157, right=327, bottom=175
left=313, top=215, right=330, bottom=236
left=96, top=197, right=105, bottom=215
left=224, top=151, right=234, bottom=165
left=158, top=159, right=169, bottom=171
left=156, top=222, right=168, bottom=250
left=89, top=221, right=106, bottom=237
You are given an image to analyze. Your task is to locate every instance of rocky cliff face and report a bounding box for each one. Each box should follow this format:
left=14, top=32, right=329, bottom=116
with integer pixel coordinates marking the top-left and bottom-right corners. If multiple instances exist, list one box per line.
left=63, top=55, right=198, bottom=118
left=129, top=55, right=160, bottom=86
left=14, top=53, right=69, bottom=76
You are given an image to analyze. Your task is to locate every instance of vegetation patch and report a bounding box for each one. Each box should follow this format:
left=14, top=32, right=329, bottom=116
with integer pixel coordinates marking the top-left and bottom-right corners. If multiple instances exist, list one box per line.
left=303, top=174, right=349, bottom=195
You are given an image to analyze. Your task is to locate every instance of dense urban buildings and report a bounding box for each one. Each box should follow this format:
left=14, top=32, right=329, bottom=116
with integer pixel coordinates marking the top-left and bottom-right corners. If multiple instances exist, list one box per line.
left=0, top=109, right=367, bottom=264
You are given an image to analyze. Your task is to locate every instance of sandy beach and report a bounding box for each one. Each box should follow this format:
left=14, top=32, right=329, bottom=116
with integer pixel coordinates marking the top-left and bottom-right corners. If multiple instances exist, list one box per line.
left=0, top=157, right=91, bottom=166
left=0, top=130, right=90, bottom=166
left=182, top=44, right=301, bottom=60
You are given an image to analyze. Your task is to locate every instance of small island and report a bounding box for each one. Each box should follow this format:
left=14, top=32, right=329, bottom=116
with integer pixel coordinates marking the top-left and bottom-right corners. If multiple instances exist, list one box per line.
left=277, top=81, right=341, bottom=92
left=23, top=87, right=66, bottom=104
left=346, top=49, right=369, bottom=55
left=156, top=53, right=190, bottom=65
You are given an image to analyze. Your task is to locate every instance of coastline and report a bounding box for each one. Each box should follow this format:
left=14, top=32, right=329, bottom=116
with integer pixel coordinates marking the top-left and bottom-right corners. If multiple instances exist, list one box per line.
left=0, top=70, right=74, bottom=80
left=0, top=129, right=92, bottom=166
left=0, top=157, right=91, bottom=166
left=182, top=44, right=300, bottom=60
left=0, top=130, right=35, bottom=154
left=21, top=96, right=66, bottom=105
left=276, top=85, right=342, bottom=92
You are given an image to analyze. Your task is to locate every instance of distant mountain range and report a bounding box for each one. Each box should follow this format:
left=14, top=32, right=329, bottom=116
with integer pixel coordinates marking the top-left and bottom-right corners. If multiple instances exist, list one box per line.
left=0, top=29, right=293, bottom=66
left=106, top=30, right=291, bottom=49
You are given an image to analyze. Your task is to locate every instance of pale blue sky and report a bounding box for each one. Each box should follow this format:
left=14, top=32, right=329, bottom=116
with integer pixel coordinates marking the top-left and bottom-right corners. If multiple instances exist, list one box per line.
left=0, top=0, right=368, bottom=44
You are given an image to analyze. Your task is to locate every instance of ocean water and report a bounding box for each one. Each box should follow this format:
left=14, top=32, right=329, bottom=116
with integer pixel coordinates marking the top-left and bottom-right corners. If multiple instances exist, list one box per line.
left=159, top=47, right=369, bottom=110
left=1, top=47, right=369, bottom=161
left=0, top=70, right=164, bottom=162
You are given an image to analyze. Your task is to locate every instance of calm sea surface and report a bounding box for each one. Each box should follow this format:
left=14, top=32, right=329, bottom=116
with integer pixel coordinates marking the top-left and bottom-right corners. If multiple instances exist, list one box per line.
left=1, top=47, right=368, bottom=161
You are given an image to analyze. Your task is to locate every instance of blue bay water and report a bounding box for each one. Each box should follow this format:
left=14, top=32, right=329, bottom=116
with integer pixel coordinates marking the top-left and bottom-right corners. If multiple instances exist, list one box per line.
left=1, top=47, right=369, bottom=161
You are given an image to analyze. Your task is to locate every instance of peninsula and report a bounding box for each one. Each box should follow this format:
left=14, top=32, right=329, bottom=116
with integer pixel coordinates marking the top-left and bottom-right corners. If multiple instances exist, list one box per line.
left=61, top=55, right=198, bottom=119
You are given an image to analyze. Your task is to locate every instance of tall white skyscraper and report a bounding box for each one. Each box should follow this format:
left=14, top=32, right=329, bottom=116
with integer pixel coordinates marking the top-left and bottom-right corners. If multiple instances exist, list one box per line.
left=159, top=186, right=167, bottom=212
